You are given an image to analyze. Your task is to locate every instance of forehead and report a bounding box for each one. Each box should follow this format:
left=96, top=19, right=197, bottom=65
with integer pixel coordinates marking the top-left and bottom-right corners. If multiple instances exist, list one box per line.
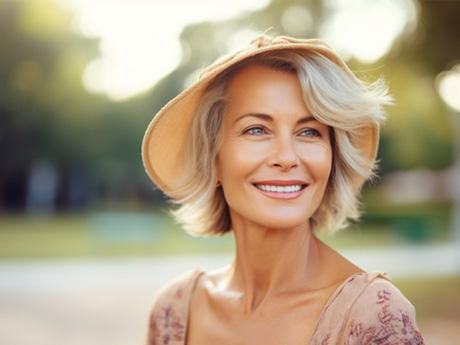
left=224, top=63, right=311, bottom=120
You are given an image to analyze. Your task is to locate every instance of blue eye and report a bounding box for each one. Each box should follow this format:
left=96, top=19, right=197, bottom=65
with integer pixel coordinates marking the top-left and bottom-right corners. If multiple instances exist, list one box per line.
left=300, top=128, right=321, bottom=137
left=244, top=126, right=267, bottom=135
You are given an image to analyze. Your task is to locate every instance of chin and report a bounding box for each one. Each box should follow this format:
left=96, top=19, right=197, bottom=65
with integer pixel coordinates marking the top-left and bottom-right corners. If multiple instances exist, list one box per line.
left=228, top=200, right=317, bottom=231
left=251, top=212, right=311, bottom=231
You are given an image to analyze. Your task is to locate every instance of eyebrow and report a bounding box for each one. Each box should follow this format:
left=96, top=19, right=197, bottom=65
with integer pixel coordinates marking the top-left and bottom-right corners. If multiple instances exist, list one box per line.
left=233, top=113, right=316, bottom=126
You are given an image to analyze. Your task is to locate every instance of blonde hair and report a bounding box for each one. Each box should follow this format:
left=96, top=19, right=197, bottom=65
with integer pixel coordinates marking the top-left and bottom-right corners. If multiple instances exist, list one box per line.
left=167, top=50, right=392, bottom=237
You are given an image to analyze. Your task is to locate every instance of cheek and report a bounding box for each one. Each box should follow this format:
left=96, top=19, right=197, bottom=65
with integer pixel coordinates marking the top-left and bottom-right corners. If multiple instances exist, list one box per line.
left=218, top=139, right=266, bottom=179
left=300, top=145, right=333, bottom=181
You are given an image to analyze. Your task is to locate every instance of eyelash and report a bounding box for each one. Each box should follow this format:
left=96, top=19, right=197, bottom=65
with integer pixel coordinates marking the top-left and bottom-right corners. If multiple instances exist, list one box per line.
left=243, top=126, right=321, bottom=138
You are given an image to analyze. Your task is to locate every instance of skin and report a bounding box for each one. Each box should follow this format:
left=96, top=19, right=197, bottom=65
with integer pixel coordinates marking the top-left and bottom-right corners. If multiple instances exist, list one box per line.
left=186, top=64, right=363, bottom=345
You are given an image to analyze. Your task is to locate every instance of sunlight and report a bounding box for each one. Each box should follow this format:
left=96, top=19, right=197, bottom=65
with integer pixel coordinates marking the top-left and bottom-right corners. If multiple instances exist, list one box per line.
left=62, top=0, right=269, bottom=101
left=437, top=65, right=460, bottom=112
left=320, top=0, right=417, bottom=63
left=61, top=0, right=416, bottom=101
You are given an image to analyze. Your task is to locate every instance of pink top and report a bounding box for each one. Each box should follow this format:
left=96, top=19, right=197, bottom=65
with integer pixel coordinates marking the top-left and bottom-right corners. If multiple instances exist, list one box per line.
left=145, top=269, right=425, bottom=345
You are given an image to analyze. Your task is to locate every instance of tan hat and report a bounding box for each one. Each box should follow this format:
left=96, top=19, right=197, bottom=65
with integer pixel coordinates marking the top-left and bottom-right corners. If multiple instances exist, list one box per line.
left=142, top=34, right=379, bottom=194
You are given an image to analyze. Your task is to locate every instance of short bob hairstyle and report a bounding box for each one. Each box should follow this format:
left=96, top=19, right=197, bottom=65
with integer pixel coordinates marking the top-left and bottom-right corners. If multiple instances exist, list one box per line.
left=166, top=50, right=392, bottom=237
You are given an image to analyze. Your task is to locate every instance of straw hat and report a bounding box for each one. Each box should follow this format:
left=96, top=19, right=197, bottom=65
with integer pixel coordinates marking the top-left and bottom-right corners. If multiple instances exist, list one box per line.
left=142, top=34, right=379, bottom=194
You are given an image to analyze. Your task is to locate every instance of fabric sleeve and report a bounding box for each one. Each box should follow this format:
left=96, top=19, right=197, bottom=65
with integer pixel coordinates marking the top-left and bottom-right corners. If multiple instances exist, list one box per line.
left=344, top=278, right=425, bottom=345
left=145, top=297, right=186, bottom=345
left=144, top=287, right=187, bottom=345
left=144, top=270, right=197, bottom=345
left=145, top=299, right=158, bottom=345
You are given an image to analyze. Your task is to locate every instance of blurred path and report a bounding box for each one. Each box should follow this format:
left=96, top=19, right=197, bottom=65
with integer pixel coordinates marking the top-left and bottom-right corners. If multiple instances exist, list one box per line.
left=0, top=243, right=458, bottom=345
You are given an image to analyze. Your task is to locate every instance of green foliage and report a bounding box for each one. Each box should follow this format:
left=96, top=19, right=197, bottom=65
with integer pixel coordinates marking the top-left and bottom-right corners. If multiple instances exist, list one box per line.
left=0, top=0, right=158, bottom=205
left=0, top=0, right=98, bottom=173
left=1, top=0, right=459, bottom=209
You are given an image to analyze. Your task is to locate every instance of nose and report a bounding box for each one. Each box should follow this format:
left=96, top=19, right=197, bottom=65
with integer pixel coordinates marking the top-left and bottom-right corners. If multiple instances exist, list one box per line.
left=268, top=134, right=300, bottom=171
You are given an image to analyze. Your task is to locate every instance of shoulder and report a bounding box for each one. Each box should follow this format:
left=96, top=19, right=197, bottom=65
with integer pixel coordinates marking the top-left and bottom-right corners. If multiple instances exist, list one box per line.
left=151, top=268, right=201, bottom=306
left=344, top=275, right=425, bottom=345
left=145, top=268, right=202, bottom=345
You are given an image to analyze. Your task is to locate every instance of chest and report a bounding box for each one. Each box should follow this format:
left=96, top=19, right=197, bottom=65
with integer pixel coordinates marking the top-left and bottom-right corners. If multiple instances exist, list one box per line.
left=186, top=314, right=318, bottom=345
left=185, top=286, right=338, bottom=345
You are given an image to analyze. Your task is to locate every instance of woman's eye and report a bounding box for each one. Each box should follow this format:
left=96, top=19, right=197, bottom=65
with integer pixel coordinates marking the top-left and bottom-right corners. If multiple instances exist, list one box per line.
left=244, top=126, right=267, bottom=135
left=300, top=128, right=321, bottom=138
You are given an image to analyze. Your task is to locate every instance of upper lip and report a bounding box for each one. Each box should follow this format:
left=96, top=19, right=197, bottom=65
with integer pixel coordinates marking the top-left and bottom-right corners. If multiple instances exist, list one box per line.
left=252, top=180, right=308, bottom=186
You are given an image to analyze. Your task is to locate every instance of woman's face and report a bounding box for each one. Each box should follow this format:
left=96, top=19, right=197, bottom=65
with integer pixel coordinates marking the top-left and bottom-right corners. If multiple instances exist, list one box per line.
left=216, top=63, right=333, bottom=230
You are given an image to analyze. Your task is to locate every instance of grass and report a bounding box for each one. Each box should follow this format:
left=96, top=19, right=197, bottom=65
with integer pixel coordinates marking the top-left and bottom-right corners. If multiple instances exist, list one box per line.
left=0, top=202, right=452, bottom=259
left=393, top=275, right=460, bottom=321
left=0, top=211, right=234, bottom=259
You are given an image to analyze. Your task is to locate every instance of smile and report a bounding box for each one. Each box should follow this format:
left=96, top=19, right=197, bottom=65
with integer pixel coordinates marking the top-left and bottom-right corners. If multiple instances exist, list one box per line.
left=252, top=183, right=308, bottom=199
left=255, top=184, right=303, bottom=192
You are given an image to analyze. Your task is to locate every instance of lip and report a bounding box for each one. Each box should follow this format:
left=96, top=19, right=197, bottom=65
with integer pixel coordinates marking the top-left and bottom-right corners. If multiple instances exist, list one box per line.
left=251, top=180, right=309, bottom=200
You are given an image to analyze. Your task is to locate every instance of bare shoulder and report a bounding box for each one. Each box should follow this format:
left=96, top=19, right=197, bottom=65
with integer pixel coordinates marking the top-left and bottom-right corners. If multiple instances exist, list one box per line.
left=196, top=265, right=230, bottom=286
left=345, top=276, right=426, bottom=344
left=188, top=265, right=231, bottom=310
left=150, top=268, right=201, bottom=306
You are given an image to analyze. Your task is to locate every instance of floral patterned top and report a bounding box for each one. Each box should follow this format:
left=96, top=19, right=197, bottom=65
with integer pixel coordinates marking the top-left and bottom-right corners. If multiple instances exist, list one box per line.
left=145, top=269, right=425, bottom=345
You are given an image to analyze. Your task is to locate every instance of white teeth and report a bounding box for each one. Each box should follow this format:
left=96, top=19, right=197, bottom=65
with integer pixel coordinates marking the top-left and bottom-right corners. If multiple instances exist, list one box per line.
left=255, top=184, right=303, bottom=193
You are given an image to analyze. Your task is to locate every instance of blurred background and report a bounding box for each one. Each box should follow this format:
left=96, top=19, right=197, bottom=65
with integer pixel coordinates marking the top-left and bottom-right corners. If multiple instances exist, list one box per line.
left=0, top=0, right=459, bottom=343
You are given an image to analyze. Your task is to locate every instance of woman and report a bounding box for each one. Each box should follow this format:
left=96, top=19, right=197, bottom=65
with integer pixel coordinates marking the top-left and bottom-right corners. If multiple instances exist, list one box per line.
left=142, top=34, right=425, bottom=345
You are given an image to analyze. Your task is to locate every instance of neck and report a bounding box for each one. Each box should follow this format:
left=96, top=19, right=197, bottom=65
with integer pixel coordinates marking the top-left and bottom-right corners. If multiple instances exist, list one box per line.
left=225, top=211, right=323, bottom=314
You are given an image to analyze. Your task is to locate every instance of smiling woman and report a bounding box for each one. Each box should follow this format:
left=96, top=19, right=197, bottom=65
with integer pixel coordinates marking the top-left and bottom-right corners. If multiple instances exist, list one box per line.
left=141, top=34, right=425, bottom=345
left=159, top=46, right=387, bottom=237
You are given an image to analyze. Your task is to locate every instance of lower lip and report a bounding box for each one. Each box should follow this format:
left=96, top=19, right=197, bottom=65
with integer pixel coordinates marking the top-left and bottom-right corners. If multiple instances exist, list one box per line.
left=253, top=185, right=307, bottom=200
